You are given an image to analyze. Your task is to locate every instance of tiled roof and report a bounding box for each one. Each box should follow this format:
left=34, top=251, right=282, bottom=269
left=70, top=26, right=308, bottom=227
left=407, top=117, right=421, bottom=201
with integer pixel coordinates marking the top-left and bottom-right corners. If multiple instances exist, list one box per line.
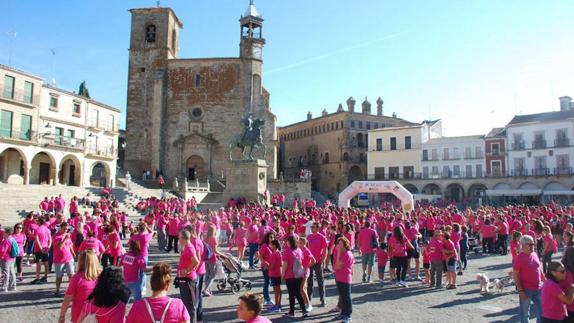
left=508, top=110, right=574, bottom=125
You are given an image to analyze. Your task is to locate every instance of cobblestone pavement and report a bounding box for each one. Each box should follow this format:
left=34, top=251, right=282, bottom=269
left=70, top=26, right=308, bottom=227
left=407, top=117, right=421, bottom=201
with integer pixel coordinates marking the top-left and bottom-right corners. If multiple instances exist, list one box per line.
left=0, top=239, right=528, bottom=323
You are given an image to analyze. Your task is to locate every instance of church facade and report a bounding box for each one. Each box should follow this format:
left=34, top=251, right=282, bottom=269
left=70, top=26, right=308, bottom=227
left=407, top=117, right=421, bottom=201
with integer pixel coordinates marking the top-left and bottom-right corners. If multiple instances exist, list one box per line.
left=124, top=4, right=277, bottom=183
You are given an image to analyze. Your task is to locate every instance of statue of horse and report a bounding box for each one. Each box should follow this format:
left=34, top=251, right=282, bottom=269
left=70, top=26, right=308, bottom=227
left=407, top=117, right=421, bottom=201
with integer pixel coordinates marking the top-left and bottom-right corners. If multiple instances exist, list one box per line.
left=229, top=118, right=267, bottom=160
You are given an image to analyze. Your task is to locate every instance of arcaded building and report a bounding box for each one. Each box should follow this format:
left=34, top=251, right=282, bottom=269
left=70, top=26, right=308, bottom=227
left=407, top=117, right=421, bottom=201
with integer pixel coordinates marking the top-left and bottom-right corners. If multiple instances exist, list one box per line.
left=124, top=4, right=277, bottom=183
left=278, top=97, right=417, bottom=198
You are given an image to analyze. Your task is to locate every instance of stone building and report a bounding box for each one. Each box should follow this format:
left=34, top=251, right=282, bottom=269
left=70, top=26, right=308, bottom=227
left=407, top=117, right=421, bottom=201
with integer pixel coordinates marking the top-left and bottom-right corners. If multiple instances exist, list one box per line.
left=278, top=97, right=417, bottom=198
left=124, top=3, right=277, bottom=183
left=0, top=64, right=120, bottom=187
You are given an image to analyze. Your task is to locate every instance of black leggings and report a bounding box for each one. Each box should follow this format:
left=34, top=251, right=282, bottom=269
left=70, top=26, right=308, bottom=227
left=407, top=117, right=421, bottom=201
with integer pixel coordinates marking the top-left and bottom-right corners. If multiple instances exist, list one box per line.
left=395, top=256, right=409, bottom=282
left=285, top=278, right=307, bottom=315
left=15, top=256, right=22, bottom=274
left=167, top=235, right=178, bottom=253
left=460, top=248, right=468, bottom=270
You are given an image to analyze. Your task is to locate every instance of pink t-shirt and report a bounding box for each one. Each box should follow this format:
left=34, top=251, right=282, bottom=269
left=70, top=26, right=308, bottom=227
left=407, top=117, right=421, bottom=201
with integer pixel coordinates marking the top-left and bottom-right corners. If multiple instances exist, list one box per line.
left=12, top=233, right=26, bottom=257
left=79, top=237, right=106, bottom=257
left=429, top=238, right=444, bottom=262
left=234, top=227, right=247, bottom=246
left=512, top=252, right=542, bottom=291
left=247, top=224, right=260, bottom=244
left=306, top=233, right=327, bottom=261
left=334, top=250, right=354, bottom=284
left=178, top=243, right=198, bottom=280
left=80, top=301, right=126, bottom=323
left=122, top=252, right=146, bottom=283
left=259, top=243, right=271, bottom=269
left=388, top=235, right=408, bottom=257
left=481, top=225, right=496, bottom=238
left=192, top=238, right=205, bottom=275
left=130, top=232, right=152, bottom=257
left=107, top=232, right=122, bottom=257
left=247, top=315, right=272, bottom=323
left=66, top=272, right=98, bottom=323
left=357, top=228, right=377, bottom=254
left=560, top=271, right=574, bottom=312
left=127, top=296, right=190, bottom=323
left=268, top=251, right=282, bottom=278
left=34, top=225, right=51, bottom=252
left=376, top=248, right=388, bottom=266
left=443, top=239, right=457, bottom=261
left=541, top=279, right=567, bottom=320
left=282, top=248, right=303, bottom=279
left=53, top=233, right=74, bottom=264
left=0, top=238, right=15, bottom=261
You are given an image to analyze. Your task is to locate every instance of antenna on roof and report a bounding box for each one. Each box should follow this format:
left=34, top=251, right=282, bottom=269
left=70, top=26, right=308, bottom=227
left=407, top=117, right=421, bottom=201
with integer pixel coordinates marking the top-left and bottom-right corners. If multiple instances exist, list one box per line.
left=6, top=30, right=16, bottom=66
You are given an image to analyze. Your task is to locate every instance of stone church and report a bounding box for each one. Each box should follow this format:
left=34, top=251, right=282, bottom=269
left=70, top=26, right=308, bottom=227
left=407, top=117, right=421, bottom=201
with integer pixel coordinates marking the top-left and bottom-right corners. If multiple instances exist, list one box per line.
left=124, top=3, right=277, bottom=183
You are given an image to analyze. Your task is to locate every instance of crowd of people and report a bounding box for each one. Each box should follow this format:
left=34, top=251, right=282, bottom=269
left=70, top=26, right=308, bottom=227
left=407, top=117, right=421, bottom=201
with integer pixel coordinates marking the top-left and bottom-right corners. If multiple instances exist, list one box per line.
left=0, top=190, right=574, bottom=322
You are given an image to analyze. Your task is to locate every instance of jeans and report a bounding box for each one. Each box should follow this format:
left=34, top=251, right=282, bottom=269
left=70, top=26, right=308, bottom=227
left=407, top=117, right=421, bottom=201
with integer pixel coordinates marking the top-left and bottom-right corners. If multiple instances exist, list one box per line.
left=219, top=231, right=228, bottom=246
left=127, top=281, right=142, bottom=303
left=179, top=278, right=198, bottom=323
left=285, top=278, right=307, bottom=315
left=519, top=288, right=542, bottom=323
left=196, top=274, right=204, bottom=322
left=307, top=263, right=325, bottom=303
left=395, top=256, right=408, bottom=282
left=157, top=228, right=167, bottom=251
left=0, top=260, right=16, bottom=291
left=204, top=262, right=216, bottom=293
left=460, top=247, right=468, bottom=270
left=483, top=237, right=495, bottom=253
left=248, top=243, right=259, bottom=268
left=430, top=260, right=444, bottom=287
left=262, top=269, right=271, bottom=302
left=140, top=256, right=149, bottom=292
left=167, top=235, right=178, bottom=253
left=336, top=281, right=352, bottom=318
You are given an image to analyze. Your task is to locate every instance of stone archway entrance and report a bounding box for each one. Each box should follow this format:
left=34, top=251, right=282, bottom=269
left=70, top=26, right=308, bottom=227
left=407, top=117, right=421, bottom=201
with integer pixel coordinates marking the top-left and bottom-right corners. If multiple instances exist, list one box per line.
left=347, top=166, right=363, bottom=185
left=30, top=152, right=55, bottom=185
left=0, top=148, right=27, bottom=184
left=186, top=155, right=205, bottom=181
left=59, top=155, right=81, bottom=186
left=90, top=162, right=109, bottom=187
left=445, top=183, right=465, bottom=202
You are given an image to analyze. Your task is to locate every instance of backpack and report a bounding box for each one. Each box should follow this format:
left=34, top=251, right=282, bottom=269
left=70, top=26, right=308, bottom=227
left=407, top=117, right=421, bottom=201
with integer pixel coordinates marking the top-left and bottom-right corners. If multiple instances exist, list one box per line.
left=203, top=243, right=213, bottom=261
left=81, top=302, right=119, bottom=323
left=9, top=238, right=19, bottom=258
left=370, top=233, right=378, bottom=249
left=292, top=251, right=306, bottom=278
left=144, top=297, right=173, bottom=323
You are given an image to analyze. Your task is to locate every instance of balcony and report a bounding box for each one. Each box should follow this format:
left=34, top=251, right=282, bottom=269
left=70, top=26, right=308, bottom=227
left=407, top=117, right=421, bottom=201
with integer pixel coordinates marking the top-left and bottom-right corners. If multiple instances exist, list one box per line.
left=39, top=134, right=85, bottom=150
left=555, top=138, right=570, bottom=148
left=486, top=150, right=505, bottom=156
left=533, top=167, right=550, bottom=176
left=0, top=87, right=39, bottom=107
left=556, top=167, right=573, bottom=175
left=511, top=141, right=526, bottom=150
left=532, top=139, right=547, bottom=150
left=86, top=144, right=116, bottom=159
left=366, top=167, right=574, bottom=181
left=0, top=129, right=36, bottom=142
left=464, top=154, right=484, bottom=160
left=510, top=169, right=528, bottom=176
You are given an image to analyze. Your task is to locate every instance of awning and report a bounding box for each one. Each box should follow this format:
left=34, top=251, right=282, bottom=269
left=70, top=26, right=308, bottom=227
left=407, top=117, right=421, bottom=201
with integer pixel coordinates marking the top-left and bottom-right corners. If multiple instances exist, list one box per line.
left=486, top=189, right=542, bottom=197
left=542, top=190, right=574, bottom=196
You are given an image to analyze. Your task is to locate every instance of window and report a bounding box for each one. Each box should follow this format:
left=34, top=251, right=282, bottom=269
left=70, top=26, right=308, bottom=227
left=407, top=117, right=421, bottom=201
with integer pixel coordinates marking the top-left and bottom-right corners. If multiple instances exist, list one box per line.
left=514, top=158, right=525, bottom=175
left=67, top=129, right=75, bottom=147
left=475, top=164, right=483, bottom=177
left=358, top=121, right=363, bottom=129
left=442, top=166, right=450, bottom=178
left=431, top=166, right=439, bottom=177
left=324, top=152, right=330, bottom=164
left=376, top=138, right=383, bottom=151
left=491, top=143, right=499, bottom=155
left=431, top=149, right=438, bottom=160
left=556, top=155, right=570, bottom=174
left=366, top=122, right=371, bottom=130
left=422, top=150, right=428, bottom=161
left=466, top=165, right=472, bottom=177
left=390, top=137, right=397, bottom=150
left=73, top=102, right=81, bottom=115
left=343, top=152, right=349, bottom=161
left=357, top=133, right=364, bottom=148
left=513, top=133, right=524, bottom=149
left=465, top=147, right=471, bottom=159
left=20, top=114, right=32, bottom=140
left=23, top=81, right=34, bottom=104
left=67, top=129, right=75, bottom=138
left=350, top=120, right=355, bottom=128
left=359, top=153, right=365, bottom=162
left=171, top=29, right=177, bottom=50
left=146, top=24, right=156, bottom=43
left=403, top=166, right=414, bottom=179
left=556, top=129, right=569, bottom=147
left=0, top=110, right=13, bottom=138
left=49, top=96, right=58, bottom=110
left=374, top=122, right=379, bottom=129
left=475, top=146, right=482, bottom=158
left=55, top=127, right=64, bottom=145
left=422, top=166, right=429, bottom=179
left=389, top=167, right=400, bottom=179
left=405, top=136, right=412, bottom=150
left=195, top=74, right=201, bottom=87
left=374, top=167, right=385, bottom=180
left=534, top=156, right=547, bottom=175
left=443, top=148, right=449, bottom=160
left=453, top=165, right=460, bottom=177
left=2, top=75, right=15, bottom=99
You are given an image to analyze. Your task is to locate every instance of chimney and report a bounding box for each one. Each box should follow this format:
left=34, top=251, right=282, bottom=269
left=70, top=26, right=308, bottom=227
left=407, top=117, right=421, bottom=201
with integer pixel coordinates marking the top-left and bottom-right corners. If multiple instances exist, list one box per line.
left=361, top=97, right=371, bottom=114
left=559, top=96, right=572, bottom=111
left=346, top=96, right=356, bottom=113
left=376, top=97, right=383, bottom=116
left=307, top=111, right=312, bottom=120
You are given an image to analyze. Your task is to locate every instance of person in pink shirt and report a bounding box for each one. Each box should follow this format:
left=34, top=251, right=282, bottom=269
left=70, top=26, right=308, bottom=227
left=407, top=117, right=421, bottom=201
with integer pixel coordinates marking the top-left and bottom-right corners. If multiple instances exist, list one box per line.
left=429, top=230, right=445, bottom=289
left=267, top=239, right=283, bottom=313
left=122, top=239, right=149, bottom=302
left=256, top=232, right=275, bottom=306
left=53, top=223, right=76, bottom=295
left=376, top=241, right=389, bottom=285
left=510, top=231, right=523, bottom=261
left=236, top=293, right=272, bottom=323
left=189, top=225, right=206, bottom=322
left=130, top=223, right=153, bottom=293
left=298, top=237, right=316, bottom=313
left=233, top=222, right=248, bottom=264
left=58, top=250, right=100, bottom=323
left=202, top=225, right=219, bottom=297
left=442, top=232, right=458, bottom=289
left=127, top=263, right=190, bottom=323
left=177, top=229, right=199, bottom=323
left=561, top=247, right=574, bottom=319
left=77, top=267, right=130, bottom=323
left=541, top=261, right=574, bottom=322
left=334, top=236, right=354, bottom=323
left=32, top=217, right=52, bottom=284
left=356, top=222, right=378, bottom=283
left=282, top=235, right=308, bottom=318
left=513, top=235, right=544, bottom=323
left=79, top=231, right=106, bottom=259
left=246, top=218, right=261, bottom=269
left=480, top=219, right=497, bottom=254
left=306, top=222, right=327, bottom=307
left=166, top=215, right=181, bottom=253
left=105, top=225, right=122, bottom=267
left=388, top=226, right=413, bottom=287
left=542, top=226, right=558, bottom=274
left=11, top=223, right=26, bottom=282
left=0, top=227, right=17, bottom=291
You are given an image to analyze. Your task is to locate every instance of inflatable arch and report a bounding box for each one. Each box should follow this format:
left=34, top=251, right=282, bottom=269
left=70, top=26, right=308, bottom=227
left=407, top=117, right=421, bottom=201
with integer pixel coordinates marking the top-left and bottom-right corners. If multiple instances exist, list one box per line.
left=338, top=181, right=414, bottom=211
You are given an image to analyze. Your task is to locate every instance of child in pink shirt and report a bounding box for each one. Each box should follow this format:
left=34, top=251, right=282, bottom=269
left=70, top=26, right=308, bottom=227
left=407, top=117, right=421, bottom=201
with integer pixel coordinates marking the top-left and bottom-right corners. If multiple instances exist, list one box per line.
left=376, top=242, right=388, bottom=285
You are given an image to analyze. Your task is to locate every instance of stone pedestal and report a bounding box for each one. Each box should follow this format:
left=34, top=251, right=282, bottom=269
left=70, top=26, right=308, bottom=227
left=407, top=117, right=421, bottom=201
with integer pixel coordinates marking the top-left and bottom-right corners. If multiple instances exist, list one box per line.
left=223, top=159, right=268, bottom=204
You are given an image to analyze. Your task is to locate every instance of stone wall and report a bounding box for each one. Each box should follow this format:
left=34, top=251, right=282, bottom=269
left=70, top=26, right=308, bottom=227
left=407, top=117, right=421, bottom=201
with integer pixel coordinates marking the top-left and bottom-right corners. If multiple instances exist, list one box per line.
left=268, top=180, right=312, bottom=206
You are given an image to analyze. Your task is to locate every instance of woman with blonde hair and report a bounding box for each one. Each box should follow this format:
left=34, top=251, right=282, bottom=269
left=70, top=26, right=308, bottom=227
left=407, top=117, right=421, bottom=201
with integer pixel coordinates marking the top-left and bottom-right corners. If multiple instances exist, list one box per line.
left=58, top=250, right=101, bottom=323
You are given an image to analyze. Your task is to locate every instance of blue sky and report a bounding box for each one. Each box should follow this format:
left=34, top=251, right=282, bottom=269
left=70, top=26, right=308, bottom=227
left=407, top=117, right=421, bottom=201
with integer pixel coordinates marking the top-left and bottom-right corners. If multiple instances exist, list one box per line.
left=1, top=0, right=573, bottom=136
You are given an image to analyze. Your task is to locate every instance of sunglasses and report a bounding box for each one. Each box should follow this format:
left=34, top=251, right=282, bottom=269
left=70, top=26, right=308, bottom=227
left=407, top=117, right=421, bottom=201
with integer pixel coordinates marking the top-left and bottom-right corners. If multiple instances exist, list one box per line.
left=555, top=269, right=566, bottom=274
left=526, top=243, right=535, bottom=246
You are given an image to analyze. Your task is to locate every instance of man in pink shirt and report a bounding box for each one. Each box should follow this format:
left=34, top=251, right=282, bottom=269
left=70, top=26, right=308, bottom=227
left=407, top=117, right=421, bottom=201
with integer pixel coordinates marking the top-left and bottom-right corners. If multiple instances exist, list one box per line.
left=177, top=230, right=199, bottom=323
left=32, top=218, right=52, bottom=284
left=357, top=222, right=378, bottom=283
left=246, top=218, right=261, bottom=269
left=306, top=222, right=327, bottom=307
left=513, top=234, right=544, bottom=323
left=429, top=230, right=444, bottom=289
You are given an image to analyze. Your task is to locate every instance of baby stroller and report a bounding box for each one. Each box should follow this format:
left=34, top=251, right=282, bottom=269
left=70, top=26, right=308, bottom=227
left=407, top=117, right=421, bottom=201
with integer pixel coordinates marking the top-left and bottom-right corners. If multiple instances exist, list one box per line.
left=216, top=253, right=252, bottom=294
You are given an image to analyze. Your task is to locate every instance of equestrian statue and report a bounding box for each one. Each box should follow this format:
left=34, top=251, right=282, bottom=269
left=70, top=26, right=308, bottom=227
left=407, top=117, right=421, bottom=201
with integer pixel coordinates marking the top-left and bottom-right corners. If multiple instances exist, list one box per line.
left=228, top=113, right=267, bottom=160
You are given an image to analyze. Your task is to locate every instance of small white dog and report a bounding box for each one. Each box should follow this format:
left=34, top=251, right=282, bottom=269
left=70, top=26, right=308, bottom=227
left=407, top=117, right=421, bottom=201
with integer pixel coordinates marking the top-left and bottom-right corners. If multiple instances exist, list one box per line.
left=476, top=273, right=490, bottom=293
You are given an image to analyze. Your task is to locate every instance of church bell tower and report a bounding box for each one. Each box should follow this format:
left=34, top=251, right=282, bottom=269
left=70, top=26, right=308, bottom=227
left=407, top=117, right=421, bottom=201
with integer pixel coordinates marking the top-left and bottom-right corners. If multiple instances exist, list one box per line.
left=240, top=0, right=265, bottom=61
